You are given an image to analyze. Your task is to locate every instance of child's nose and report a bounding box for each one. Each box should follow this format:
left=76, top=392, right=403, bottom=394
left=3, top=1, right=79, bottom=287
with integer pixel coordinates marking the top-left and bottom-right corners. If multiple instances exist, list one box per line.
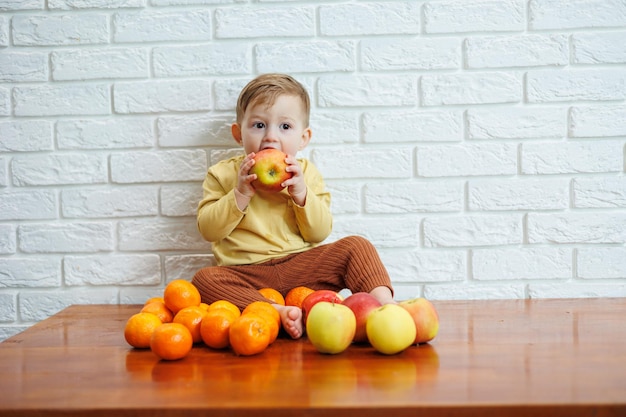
left=263, top=126, right=279, bottom=141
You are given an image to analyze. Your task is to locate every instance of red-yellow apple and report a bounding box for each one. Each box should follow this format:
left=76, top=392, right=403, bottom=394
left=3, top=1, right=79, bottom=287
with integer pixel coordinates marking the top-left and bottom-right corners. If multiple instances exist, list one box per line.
left=301, top=290, right=343, bottom=325
left=249, top=148, right=292, bottom=192
left=341, top=292, right=382, bottom=343
left=306, top=301, right=356, bottom=354
left=399, top=297, right=439, bottom=344
left=366, top=304, right=416, bottom=355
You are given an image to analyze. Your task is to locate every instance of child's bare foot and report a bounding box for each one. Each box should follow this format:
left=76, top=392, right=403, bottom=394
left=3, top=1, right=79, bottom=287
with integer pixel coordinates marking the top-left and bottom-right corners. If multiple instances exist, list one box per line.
left=273, top=305, right=304, bottom=339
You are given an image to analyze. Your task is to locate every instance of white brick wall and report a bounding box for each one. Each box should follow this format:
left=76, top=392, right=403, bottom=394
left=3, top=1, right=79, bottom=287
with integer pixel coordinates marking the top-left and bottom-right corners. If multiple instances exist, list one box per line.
left=1, top=0, right=625, bottom=341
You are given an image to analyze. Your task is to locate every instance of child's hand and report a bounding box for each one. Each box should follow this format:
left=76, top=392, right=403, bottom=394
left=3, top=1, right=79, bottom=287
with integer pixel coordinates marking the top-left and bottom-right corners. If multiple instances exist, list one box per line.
left=283, top=155, right=307, bottom=206
left=235, top=153, right=257, bottom=210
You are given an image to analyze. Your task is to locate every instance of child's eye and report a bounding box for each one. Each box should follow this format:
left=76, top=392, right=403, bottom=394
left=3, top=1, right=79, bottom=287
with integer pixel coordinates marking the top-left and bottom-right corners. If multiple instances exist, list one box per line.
left=252, top=122, right=265, bottom=129
left=280, top=123, right=291, bottom=130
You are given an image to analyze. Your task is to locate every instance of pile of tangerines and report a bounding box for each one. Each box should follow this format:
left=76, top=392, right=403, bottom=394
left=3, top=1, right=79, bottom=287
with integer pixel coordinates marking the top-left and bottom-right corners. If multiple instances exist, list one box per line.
left=124, top=279, right=314, bottom=360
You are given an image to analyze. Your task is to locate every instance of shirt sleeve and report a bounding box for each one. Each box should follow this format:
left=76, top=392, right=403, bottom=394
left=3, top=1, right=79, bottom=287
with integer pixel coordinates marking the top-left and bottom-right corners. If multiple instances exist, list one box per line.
left=292, top=160, right=333, bottom=243
left=197, top=162, right=245, bottom=243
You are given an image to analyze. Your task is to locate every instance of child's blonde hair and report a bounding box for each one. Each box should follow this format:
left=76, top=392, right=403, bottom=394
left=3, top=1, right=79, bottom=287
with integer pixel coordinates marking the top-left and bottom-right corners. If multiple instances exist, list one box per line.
left=236, top=73, right=310, bottom=127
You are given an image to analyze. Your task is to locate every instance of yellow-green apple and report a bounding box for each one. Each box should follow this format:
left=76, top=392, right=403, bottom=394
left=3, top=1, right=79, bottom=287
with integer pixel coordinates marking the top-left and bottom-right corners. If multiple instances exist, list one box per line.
left=366, top=304, right=416, bottom=355
left=399, top=297, right=439, bottom=344
left=249, top=149, right=292, bottom=192
left=301, top=290, right=343, bottom=325
left=306, top=301, right=356, bottom=354
left=341, top=292, right=382, bottom=343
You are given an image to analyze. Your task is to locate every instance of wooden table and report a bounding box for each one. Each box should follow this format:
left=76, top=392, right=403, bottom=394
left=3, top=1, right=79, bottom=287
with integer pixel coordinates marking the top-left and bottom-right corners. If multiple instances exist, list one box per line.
left=1, top=299, right=625, bottom=417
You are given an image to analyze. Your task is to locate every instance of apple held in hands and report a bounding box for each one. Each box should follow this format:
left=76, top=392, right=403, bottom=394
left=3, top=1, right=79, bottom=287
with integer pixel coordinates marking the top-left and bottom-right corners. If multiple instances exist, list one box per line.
left=366, top=304, right=416, bottom=355
left=306, top=301, right=356, bottom=354
left=341, top=292, right=382, bottom=344
left=249, top=149, right=293, bottom=192
left=399, top=297, right=439, bottom=344
left=301, top=290, right=343, bottom=325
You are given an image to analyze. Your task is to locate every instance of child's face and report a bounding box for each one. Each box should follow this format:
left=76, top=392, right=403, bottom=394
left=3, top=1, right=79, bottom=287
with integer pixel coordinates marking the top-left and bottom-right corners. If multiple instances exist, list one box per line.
left=232, top=94, right=311, bottom=157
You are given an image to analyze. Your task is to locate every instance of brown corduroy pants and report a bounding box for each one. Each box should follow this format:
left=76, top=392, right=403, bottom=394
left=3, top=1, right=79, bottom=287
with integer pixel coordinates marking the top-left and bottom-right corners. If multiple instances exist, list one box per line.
left=192, top=235, right=392, bottom=309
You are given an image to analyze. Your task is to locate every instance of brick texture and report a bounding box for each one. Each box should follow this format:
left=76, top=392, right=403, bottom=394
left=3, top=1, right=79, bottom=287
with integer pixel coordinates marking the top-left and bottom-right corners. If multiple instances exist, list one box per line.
left=1, top=0, right=625, bottom=340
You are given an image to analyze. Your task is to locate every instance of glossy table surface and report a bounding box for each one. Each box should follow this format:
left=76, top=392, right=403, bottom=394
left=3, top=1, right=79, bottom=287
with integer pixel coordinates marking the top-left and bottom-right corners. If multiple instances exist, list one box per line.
left=1, top=299, right=625, bottom=417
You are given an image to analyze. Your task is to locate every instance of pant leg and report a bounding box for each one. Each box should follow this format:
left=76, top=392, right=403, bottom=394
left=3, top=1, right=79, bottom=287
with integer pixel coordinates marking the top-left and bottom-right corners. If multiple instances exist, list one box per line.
left=273, top=235, right=393, bottom=296
left=192, top=235, right=393, bottom=309
left=192, top=264, right=277, bottom=309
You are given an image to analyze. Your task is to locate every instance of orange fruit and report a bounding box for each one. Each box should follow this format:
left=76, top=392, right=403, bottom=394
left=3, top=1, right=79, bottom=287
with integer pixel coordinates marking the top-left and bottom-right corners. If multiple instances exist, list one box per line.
left=173, top=306, right=206, bottom=344
left=124, top=312, right=163, bottom=349
left=242, top=301, right=280, bottom=344
left=150, top=323, right=193, bottom=361
left=208, top=300, right=241, bottom=318
left=285, top=286, right=315, bottom=308
left=258, top=288, right=285, bottom=306
left=144, top=296, right=165, bottom=305
left=243, top=301, right=280, bottom=322
left=198, top=302, right=210, bottom=311
left=201, top=308, right=238, bottom=349
left=141, top=301, right=174, bottom=323
left=250, top=310, right=279, bottom=344
left=229, top=313, right=271, bottom=356
left=163, top=279, right=201, bottom=314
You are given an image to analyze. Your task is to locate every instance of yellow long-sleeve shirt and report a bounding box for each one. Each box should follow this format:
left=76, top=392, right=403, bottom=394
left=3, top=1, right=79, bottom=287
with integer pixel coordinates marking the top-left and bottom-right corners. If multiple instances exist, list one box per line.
left=197, top=154, right=332, bottom=266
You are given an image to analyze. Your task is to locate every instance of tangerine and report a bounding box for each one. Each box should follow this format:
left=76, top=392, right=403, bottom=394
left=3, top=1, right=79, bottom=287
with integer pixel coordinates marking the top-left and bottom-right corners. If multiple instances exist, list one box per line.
left=141, top=301, right=174, bottom=323
left=198, top=302, right=210, bottom=311
left=251, top=310, right=280, bottom=344
left=229, top=313, right=271, bottom=356
left=124, top=312, right=163, bottom=349
left=144, top=296, right=165, bottom=305
left=150, top=323, right=193, bottom=361
left=201, top=308, right=238, bottom=349
left=285, top=286, right=315, bottom=308
left=242, top=301, right=280, bottom=344
left=164, top=279, right=201, bottom=314
left=258, top=288, right=285, bottom=306
left=208, top=300, right=241, bottom=318
left=173, top=306, right=206, bottom=344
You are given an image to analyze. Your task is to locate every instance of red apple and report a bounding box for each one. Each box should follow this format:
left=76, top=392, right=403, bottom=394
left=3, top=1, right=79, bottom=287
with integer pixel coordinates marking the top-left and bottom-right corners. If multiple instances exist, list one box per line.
left=341, top=292, right=382, bottom=343
left=399, top=297, right=439, bottom=344
left=249, top=149, right=292, bottom=192
left=301, top=290, right=343, bottom=325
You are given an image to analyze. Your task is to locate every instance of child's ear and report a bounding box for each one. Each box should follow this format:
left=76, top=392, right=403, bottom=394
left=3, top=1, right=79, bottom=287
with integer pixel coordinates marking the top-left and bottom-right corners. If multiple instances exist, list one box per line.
left=231, top=123, right=242, bottom=145
left=299, top=127, right=312, bottom=150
